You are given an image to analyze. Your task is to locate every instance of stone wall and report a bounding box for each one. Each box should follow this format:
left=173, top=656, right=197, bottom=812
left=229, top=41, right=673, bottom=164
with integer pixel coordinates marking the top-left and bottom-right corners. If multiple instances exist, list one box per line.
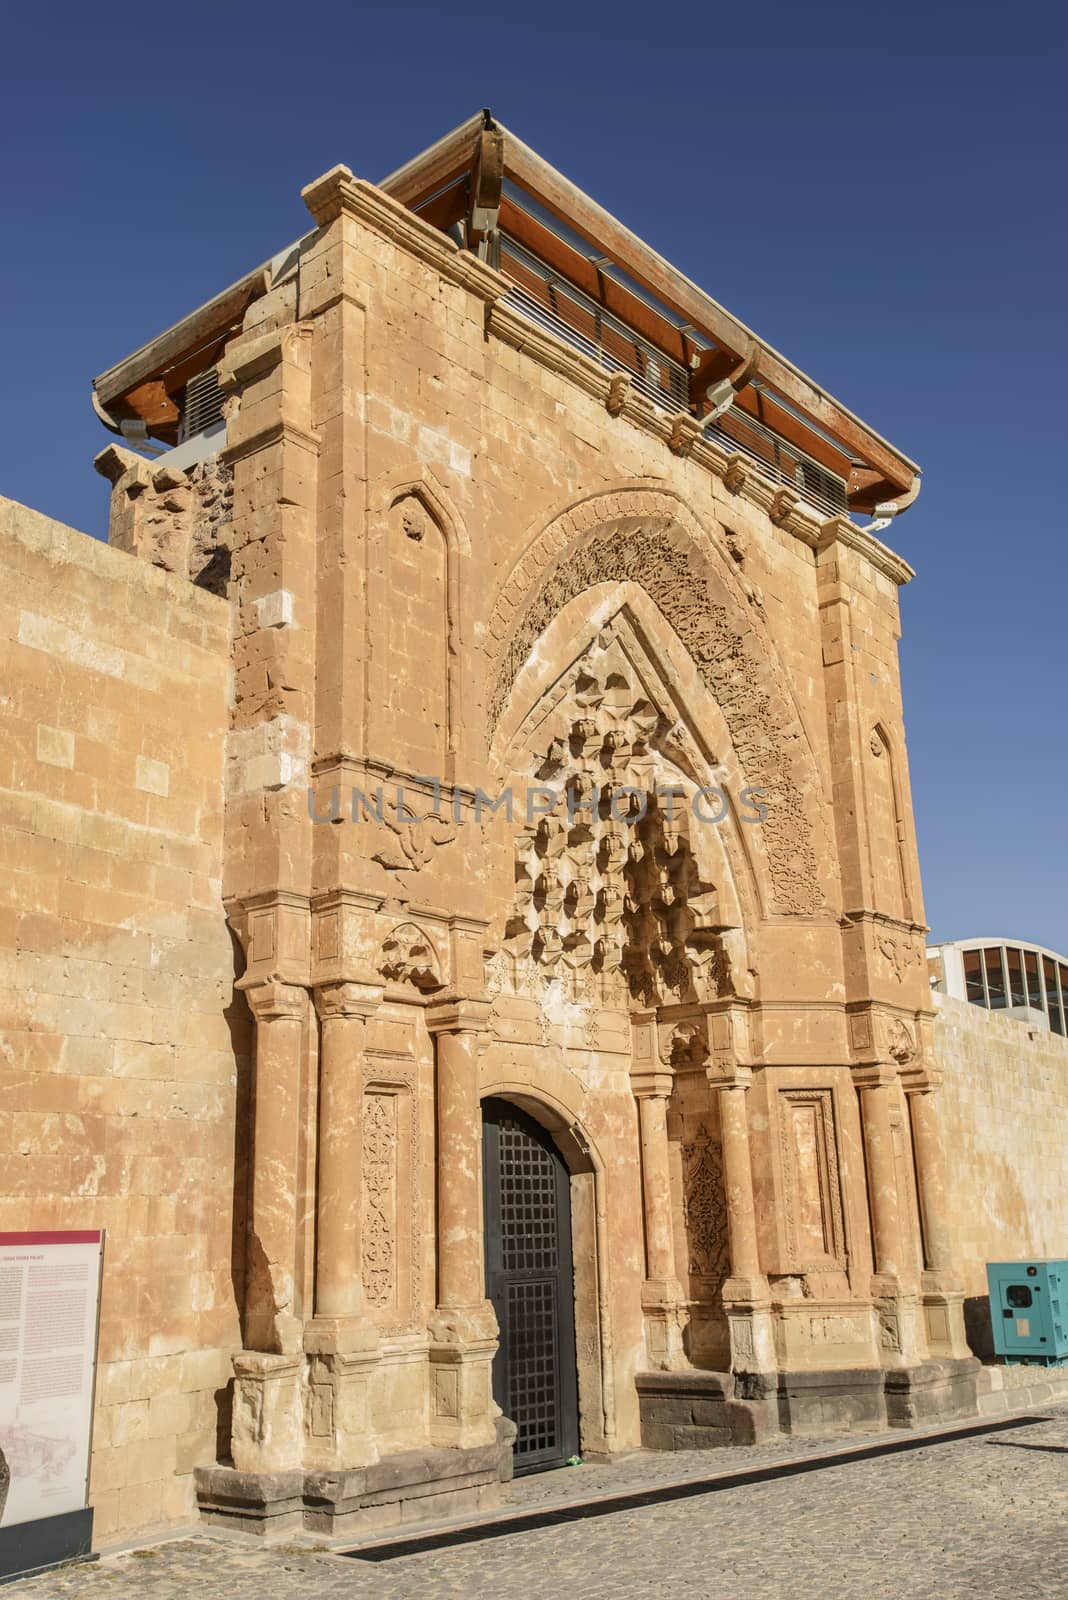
left=935, top=993, right=1068, bottom=1349
left=0, top=497, right=242, bottom=1539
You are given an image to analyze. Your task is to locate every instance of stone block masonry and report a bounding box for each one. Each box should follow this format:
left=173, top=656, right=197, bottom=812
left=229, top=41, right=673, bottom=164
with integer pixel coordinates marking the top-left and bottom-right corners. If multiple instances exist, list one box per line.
left=0, top=496, right=243, bottom=1541
left=935, top=993, right=1068, bottom=1354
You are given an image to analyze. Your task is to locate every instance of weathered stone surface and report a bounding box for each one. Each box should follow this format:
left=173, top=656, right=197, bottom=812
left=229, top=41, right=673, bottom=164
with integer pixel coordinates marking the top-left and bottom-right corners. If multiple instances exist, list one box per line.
left=6, top=125, right=1062, bottom=1555
left=935, top=993, right=1068, bottom=1302
left=0, top=494, right=241, bottom=1542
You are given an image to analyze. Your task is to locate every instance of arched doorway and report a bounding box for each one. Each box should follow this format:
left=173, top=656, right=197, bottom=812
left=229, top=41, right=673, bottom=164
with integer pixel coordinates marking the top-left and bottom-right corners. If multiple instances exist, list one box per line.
left=482, top=1098, right=580, bottom=1473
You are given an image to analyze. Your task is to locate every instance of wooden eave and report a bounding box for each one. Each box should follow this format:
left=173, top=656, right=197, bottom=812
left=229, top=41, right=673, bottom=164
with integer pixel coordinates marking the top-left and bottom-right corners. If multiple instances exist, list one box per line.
left=92, top=260, right=273, bottom=437
left=380, top=115, right=920, bottom=502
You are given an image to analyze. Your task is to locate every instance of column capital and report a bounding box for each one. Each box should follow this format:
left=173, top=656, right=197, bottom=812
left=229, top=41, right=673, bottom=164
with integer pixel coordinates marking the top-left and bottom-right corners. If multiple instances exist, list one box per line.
left=902, top=1071, right=944, bottom=1094
left=241, top=978, right=307, bottom=1023
left=425, top=993, right=492, bottom=1035
left=630, top=1067, right=674, bottom=1099
left=851, top=1063, right=900, bottom=1090
left=313, top=978, right=383, bottom=1021
left=709, top=1064, right=754, bottom=1091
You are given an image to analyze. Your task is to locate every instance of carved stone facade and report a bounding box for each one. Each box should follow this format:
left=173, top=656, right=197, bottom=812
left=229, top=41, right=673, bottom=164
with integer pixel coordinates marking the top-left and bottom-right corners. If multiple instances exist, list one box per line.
left=2, top=121, right=992, bottom=1546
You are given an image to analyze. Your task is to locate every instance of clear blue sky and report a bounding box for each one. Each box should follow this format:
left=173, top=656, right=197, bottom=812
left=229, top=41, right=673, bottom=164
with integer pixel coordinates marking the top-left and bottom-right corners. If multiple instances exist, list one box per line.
left=2, top=1, right=1064, bottom=949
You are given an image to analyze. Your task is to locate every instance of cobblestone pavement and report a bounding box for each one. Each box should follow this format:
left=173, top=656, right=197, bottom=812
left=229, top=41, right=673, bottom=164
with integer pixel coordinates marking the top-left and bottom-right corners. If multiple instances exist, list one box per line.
left=11, top=1405, right=1068, bottom=1599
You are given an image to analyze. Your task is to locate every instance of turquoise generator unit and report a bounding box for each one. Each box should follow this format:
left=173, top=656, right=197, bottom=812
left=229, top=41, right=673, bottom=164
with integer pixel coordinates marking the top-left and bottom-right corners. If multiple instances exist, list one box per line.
left=986, top=1260, right=1068, bottom=1364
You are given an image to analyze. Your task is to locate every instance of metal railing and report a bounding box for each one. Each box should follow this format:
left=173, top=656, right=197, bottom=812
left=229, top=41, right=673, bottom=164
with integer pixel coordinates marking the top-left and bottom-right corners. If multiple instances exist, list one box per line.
left=498, top=237, right=690, bottom=412
left=707, top=403, right=848, bottom=519
left=496, top=236, right=848, bottom=520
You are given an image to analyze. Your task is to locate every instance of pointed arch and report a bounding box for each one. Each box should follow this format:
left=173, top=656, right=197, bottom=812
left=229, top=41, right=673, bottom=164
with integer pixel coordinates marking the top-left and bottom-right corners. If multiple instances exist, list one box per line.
left=485, top=487, right=831, bottom=917
left=869, top=722, right=916, bottom=921
left=368, top=466, right=468, bottom=776
left=493, top=594, right=764, bottom=938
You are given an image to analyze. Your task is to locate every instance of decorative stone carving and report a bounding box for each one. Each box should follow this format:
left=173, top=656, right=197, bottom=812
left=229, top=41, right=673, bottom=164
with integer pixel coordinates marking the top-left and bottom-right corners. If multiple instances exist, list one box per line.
left=370, top=794, right=462, bottom=874
left=682, top=1127, right=729, bottom=1283
left=723, top=455, right=749, bottom=493
left=361, top=1067, right=420, bottom=1332
left=378, top=923, right=442, bottom=990
left=667, top=1022, right=709, bottom=1071
left=877, top=933, right=923, bottom=983
left=887, top=1018, right=916, bottom=1065
left=488, top=518, right=821, bottom=914
left=606, top=371, right=630, bottom=415
left=362, top=1093, right=398, bottom=1308
left=504, top=658, right=736, bottom=1007
left=400, top=502, right=427, bottom=542
left=878, top=1307, right=902, bottom=1351
left=668, top=414, right=700, bottom=456
left=769, top=487, right=799, bottom=526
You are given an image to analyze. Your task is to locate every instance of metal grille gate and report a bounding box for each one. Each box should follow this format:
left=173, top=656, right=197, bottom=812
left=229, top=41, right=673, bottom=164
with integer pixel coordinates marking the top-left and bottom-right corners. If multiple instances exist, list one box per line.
left=482, top=1099, right=579, bottom=1473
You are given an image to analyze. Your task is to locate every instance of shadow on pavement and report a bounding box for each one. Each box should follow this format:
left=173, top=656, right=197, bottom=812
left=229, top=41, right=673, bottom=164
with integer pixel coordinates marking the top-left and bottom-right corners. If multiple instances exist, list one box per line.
left=344, top=1414, right=1051, bottom=1563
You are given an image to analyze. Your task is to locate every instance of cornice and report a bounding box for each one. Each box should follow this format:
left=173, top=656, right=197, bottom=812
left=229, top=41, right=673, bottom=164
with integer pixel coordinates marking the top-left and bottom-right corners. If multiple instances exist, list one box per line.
left=818, top=515, right=915, bottom=587
left=487, top=300, right=611, bottom=404
left=298, top=169, right=868, bottom=558
left=301, top=166, right=506, bottom=304
left=487, top=305, right=827, bottom=549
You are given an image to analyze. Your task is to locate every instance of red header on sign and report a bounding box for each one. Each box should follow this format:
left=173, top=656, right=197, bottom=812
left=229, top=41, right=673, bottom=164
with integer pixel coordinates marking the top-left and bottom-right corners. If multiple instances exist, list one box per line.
left=0, top=1231, right=102, bottom=1245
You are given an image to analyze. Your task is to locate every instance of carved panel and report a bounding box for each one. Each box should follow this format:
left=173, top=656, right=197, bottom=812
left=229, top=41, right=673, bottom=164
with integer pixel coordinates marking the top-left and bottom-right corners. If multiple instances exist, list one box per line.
left=378, top=921, right=442, bottom=990
left=778, top=1089, right=846, bottom=1272
left=681, top=1126, right=729, bottom=1287
left=363, top=1092, right=398, bottom=1308
left=876, top=931, right=923, bottom=983
left=489, top=519, right=820, bottom=913
left=361, top=1073, right=418, bottom=1328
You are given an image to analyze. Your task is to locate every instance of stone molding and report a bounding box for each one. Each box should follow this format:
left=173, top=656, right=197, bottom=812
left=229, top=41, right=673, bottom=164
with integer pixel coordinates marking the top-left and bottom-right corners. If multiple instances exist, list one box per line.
left=312, top=980, right=383, bottom=1021
left=241, top=978, right=307, bottom=1023
left=301, top=166, right=505, bottom=304
left=425, top=994, right=492, bottom=1035
left=485, top=306, right=830, bottom=549
left=818, top=515, right=915, bottom=587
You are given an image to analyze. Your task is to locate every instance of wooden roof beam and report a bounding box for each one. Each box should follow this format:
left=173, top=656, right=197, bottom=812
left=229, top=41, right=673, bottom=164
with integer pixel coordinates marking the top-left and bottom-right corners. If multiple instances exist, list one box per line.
left=93, top=260, right=272, bottom=423
left=382, top=117, right=919, bottom=499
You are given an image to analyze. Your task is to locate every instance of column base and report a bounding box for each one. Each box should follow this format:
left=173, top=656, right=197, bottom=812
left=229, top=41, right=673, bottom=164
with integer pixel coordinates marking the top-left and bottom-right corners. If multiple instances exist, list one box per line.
left=722, top=1282, right=777, bottom=1372
left=869, top=1282, right=929, bottom=1367
left=195, top=1426, right=515, bottom=1539
left=427, top=1302, right=499, bottom=1449
left=642, top=1282, right=686, bottom=1371
left=920, top=1281, right=972, bottom=1359
left=230, top=1352, right=304, bottom=1474
left=303, top=1318, right=381, bottom=1469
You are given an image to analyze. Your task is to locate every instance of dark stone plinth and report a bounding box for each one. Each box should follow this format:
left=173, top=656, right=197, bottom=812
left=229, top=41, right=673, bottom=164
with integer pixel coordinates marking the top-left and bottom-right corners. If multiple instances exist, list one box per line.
left=195, top=1426, right=516, bottom=1539
left=637, top=1358, right=981, bottom=1452
left=636, top=1371, right=777, bottom=1450
left=773, top=1366, right=888, bottom=1433
left=883, top=1357, right=980, bottom=1428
